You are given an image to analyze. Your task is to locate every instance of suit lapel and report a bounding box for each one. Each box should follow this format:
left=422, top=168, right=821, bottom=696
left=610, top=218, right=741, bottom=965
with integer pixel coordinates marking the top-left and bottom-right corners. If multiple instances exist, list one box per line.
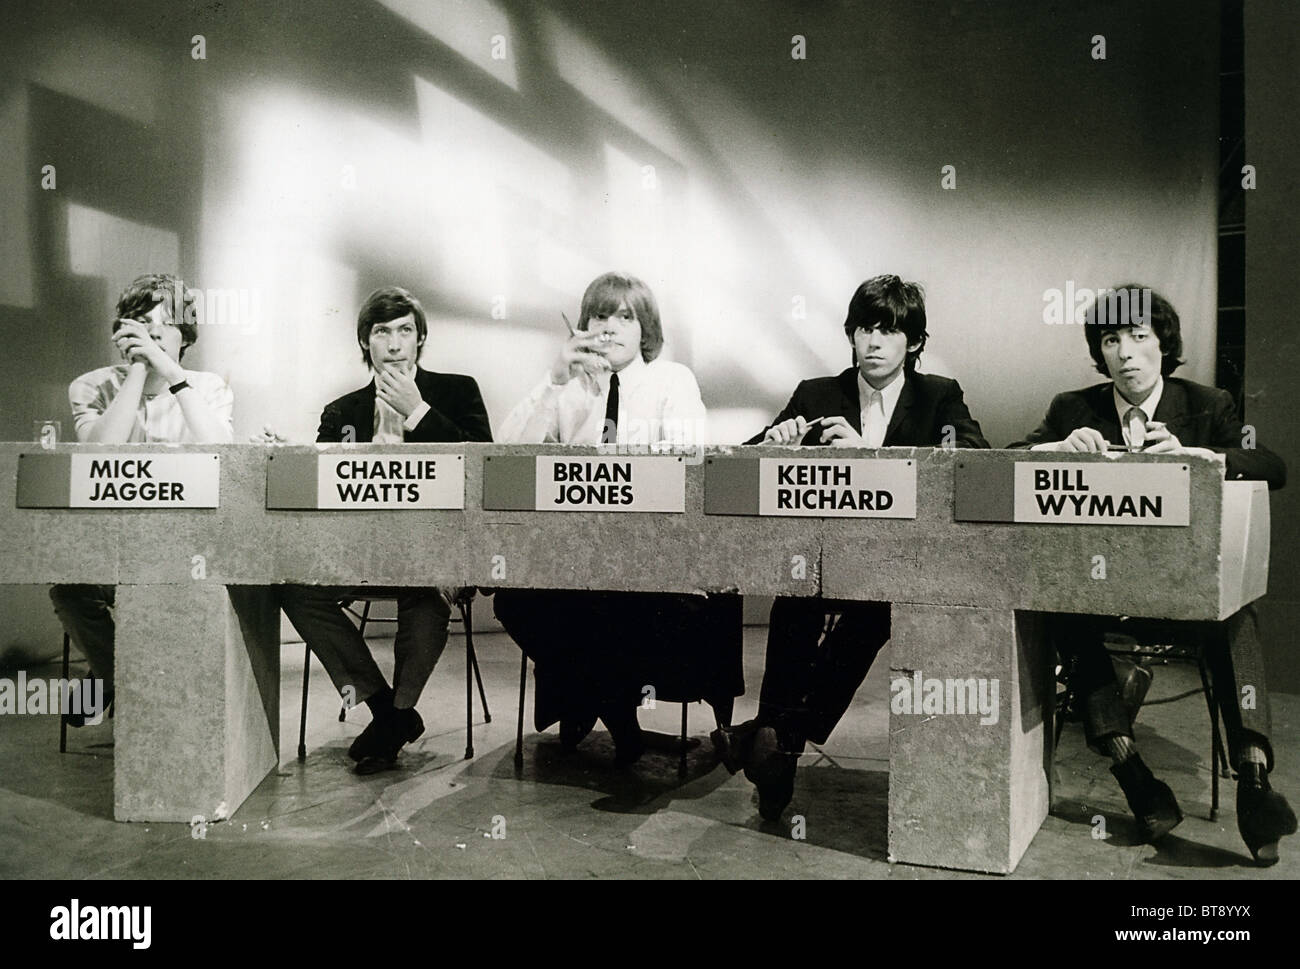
left=1152, top=379, right=1191, bottom=434
left=836, top=368, right=863, bottom=434
left=1086, top=384, right=1124, bottom=446
left=883, top=376, right=914, bottom=445
left=353, top=381, right=377, bottom=443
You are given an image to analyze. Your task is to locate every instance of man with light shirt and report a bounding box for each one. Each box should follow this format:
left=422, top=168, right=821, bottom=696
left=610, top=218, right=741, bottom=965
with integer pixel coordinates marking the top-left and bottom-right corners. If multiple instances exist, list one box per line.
left=274, top=286, right=492, bottom=774
left=715, top=274, right=989, bottom=821
left=1012, top=285, right=1295, bottom=865
left=494, top=271, right=739, bottom=767
left=497, top=272, right=706, bottom=450
left=50, top=273, right=234, bottom=727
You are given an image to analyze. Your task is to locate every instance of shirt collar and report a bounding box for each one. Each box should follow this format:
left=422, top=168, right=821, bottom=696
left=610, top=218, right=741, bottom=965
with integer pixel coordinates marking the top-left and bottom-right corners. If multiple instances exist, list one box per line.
left=857, top=367, right=905, bottom=410
left=612, top=352, right=649, bottom=390
left=1113, top=375, right=1163, bottom=423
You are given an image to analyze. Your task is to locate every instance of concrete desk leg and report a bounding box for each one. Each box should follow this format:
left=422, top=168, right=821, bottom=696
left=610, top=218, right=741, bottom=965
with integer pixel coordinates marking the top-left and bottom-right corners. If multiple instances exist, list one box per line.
left=114, top=585, right=281, bottom=822
left=888, top=604, right=1051, bottom=874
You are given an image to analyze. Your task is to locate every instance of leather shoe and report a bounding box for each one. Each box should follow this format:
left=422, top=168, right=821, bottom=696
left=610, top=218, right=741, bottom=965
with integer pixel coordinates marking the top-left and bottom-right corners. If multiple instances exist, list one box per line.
left=1110, top=754, right=1183, bottom=842
left=353, top=708, right=424, bottom=775
left=1237, top=762, right=1297, bottom=866
left=348, top=717, right=385, bottom=762
left=711, top=719, right=760, bottom=775
left=745, top=726, right=797, bottom=821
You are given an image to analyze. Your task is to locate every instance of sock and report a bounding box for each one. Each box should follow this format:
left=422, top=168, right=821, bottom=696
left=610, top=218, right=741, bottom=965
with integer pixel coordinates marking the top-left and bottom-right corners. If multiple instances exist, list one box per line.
left=1106, top=735, right=1137, bottom=765
left=364, top=686, right=395, bottom=718
left=1240, top=745, right=1267, bottom=767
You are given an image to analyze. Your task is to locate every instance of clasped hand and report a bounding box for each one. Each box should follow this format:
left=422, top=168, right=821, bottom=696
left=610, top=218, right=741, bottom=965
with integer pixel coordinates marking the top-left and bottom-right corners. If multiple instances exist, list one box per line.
left=113, top=319, right=184, bottom=384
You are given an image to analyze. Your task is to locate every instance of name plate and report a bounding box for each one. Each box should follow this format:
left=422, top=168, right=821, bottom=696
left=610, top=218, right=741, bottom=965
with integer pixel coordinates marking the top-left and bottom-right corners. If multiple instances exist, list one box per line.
left=482, top=455, right=685, bottom=512
left=1013, top=462, right=1189, bottom=526
left=704, top=457, right=916, bottom=518
left=16, top=453, right=220, bottom=508
left=319, top=455, right=463, bottom=509
left=266, top=453, right=464, bottom=509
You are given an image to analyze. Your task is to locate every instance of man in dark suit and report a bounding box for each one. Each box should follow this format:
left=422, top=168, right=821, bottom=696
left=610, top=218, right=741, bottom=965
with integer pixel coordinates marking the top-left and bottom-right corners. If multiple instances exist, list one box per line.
left=715, top=275, right=990, bottom=820
left=1011, top=284, right=1295, bottom=865
left=276, top=286, right=492, bottom=774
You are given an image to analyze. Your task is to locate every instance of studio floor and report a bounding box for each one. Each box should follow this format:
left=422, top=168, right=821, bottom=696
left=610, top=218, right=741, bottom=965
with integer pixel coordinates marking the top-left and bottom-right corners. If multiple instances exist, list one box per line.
left=2, top=627, right=1297, bottom=880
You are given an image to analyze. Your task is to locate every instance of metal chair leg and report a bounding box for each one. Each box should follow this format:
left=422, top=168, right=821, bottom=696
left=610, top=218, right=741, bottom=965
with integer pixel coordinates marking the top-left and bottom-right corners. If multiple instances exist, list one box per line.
left=679, top=702, right=689, bottom=777
left=59, top=632, right=70, bottom=754
left=464, top=607, right=475, bottom=760
left=462, top=599, right=490, bottom=722
left=298, top=643, right=311, bottom=761
left=470, top=642, right=490, bottom=721
left=515, top=652, right=527, bottom=773
left=462, top=598, right=491, bottom=717
left=1198, top=654, right=1224, bottom=820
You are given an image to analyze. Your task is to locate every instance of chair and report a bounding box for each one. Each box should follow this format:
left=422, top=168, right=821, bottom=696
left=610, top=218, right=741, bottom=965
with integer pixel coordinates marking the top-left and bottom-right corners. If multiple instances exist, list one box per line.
left=1054, top=635, right=1232, bottom=820
left=296, top=587, right=491, bottom=762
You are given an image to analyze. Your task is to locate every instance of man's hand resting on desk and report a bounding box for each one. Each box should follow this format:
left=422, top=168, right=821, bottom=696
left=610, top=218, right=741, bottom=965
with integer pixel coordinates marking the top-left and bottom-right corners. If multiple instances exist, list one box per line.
left=249, top=424, right=289, bottom=444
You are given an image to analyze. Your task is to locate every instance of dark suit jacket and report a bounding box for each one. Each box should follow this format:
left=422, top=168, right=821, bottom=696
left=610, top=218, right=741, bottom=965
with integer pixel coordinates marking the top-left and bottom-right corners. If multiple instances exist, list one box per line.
left=745, top=367, right=990, bottom=448
left=316, top=367, right=493, bottom=443
left=1008, top=377, right=1285, bottom=488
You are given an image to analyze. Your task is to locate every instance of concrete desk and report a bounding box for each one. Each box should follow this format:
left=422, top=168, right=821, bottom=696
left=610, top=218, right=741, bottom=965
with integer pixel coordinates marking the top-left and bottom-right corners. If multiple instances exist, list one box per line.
left=0, top=443, right=1268, bottom=873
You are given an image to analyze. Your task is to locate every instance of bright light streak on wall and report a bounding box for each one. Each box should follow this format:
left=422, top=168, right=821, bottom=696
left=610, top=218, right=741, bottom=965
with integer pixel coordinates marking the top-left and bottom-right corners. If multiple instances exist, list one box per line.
left=540, top=10, right=689, bottom=162
left=378, top=0, right=519, bottom=91
left=414, top=75, right=573, bottom=302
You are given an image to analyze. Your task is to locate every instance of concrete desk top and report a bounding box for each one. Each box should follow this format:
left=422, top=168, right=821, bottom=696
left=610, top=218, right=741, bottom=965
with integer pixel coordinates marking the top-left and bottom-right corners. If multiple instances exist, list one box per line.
left=0, top=443, right=1268, bottom=872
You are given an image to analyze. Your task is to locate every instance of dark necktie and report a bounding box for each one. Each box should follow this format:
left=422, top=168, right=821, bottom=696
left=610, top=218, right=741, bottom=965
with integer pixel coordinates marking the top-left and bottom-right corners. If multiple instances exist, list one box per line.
left=603, top=372, right=619, bottom=444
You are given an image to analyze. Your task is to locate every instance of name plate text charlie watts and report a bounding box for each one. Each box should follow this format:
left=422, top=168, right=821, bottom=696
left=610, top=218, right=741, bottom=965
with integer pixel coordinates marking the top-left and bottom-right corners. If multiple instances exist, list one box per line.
left=317, top=455, right=464, bottom=509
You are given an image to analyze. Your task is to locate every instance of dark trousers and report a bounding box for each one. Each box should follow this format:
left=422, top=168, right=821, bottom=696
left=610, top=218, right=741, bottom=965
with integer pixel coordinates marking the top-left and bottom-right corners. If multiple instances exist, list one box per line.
left=1053, top=604, right=1273, bottom=771
left=757, top=597, right=891, bottom=750
left=49, top=584, right=117, bottom=694
left=279, top=585, right=451, bottom=710
left=494, top=589, right=744, bottom=731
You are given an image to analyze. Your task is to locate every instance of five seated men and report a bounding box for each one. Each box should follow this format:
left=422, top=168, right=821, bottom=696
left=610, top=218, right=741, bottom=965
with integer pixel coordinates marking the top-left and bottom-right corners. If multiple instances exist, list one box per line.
left=49, top=272, right=1294, bottom=865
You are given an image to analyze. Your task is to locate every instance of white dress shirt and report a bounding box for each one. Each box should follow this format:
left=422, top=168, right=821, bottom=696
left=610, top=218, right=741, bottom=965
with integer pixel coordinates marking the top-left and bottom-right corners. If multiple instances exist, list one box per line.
left=857, top=369, right=905, bottom=447
left=69, top=366, right=234, bottom=443
left=371, top=364, right=433, bottom=443
left=499, top=354, right=707, bottom=447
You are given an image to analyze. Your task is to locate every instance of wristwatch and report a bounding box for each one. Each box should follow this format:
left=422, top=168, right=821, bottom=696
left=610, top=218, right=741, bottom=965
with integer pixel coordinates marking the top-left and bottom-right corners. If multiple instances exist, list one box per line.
left=169, top=379, right=191, bottom=395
